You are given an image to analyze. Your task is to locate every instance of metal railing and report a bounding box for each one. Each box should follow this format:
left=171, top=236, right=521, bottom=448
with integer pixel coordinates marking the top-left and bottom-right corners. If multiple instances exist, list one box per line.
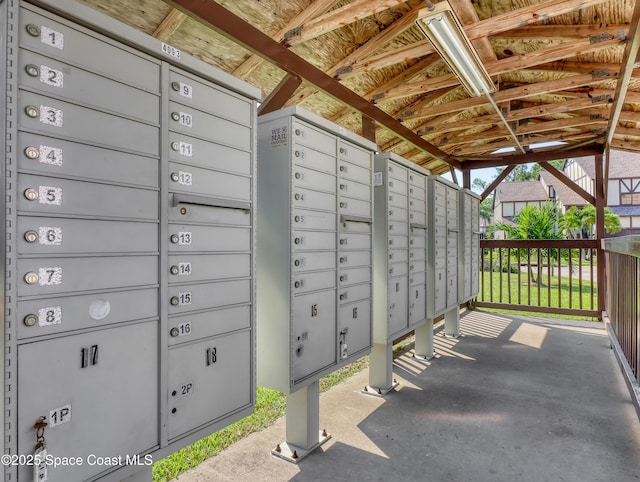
left=603, top=236, right=640, bottom=380
left=475, top=239, right=600, bottom=318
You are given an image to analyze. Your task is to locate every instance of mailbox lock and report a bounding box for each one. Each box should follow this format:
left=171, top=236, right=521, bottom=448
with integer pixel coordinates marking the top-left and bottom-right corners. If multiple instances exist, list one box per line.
left=294, top=259, right=301, bottom=267
left=24, top=230, right=39, bottom=243
left=340, top=275, right=346, bottom=282
left=170, top=265, right=180, bottom=275
left=339, top=184, right=345, bottom=190
left=294, top=150, right=301, bottom=158
left=170, top=142, right=180, bottom=151
left=25, top=64, right=40, bottom=77
left=171, top=81, right=180, bottom=91
left=294, top=193, right=302, bottom=201
left=170, top=234, right=179, bottom=244
left=340, top=147, right=346, bottom=154
left=295, top=129, right=301, bottom=136
left=294, top=237, right=302, bottom=245
left=294, top=281, right=301, bottom=288
left=340, top=202, right=346, bottom=208
left=339, top=238, right=347, bottom=245
left=339, top=165, right=346, bottom=172
left=179, top=207, right=187, bottom=215
left=170, top=172, right=180, bottom=182
left=169, top=327, right=180, bottom=337
left=24, top=272, right=39, bottom=285
left=170, top=296, right=180, bottom=306
left=171, top=408, right=177, bottom=414
left=294, top=172, right=302, bottom=180
left=25, top=105, right=39, bottom=118
left=170, top=112, right=180, bottom=121
left=339, top=293, right=346, bottom=300
left=340, top=256, right=347, bottom=263
left=24, top=146, right=40, bottom=159
left=25, top=24, right=40, bottom=37
left=24, top=188, right=39, bottom=201
left=23, top=314, right=38, bottom=327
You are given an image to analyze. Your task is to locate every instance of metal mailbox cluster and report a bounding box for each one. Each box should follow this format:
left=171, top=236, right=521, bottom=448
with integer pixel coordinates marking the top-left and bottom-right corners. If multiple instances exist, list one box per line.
left=3, top=1, right=258, bottom=480
left=257, top=106, right=376, bottom=393
left=459, top=189, right=481, bottom=303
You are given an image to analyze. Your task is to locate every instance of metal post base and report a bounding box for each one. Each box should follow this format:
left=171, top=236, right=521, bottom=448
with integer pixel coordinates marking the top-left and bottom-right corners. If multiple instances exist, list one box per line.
left=271, top=429, right=332, bottom=463
left=361, top=379, right=399, bottom=397
left=365, top=342, right=399, bottom=396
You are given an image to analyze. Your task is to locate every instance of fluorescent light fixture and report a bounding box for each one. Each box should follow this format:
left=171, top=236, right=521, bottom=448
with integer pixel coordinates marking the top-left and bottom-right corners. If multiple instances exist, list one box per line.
left=416, top=3, right=495, bottom=97
left=491, top=147, right=517, bottom=154
left=529, top=141, right=567, bottom=149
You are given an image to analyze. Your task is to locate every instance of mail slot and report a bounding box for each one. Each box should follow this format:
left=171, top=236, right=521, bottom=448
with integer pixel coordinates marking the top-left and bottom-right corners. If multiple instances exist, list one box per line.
left=168, top=253, right=251, bottom=283
left=18, top=132, right=159, bottom=188
left=338, top=141, right=371, bottom=169
left=292, top=209, right=336, bottom=231
left=388, top=234, right=409, bottom=249
left=339, top=282, right=371, bottom=304
left=338, top=160, right=370, bottom=184
left=168, top=203, right=251, bottom=225
left=168, top=279, right=251, bottom=315
left=339, top=266, right=371, bottom=286
left=409, top=286, right=426, bottom=324
left=19, top=49, right=159, bottom=123
left=19, top=7, right=160, bottom=93
left=292, top=230, right=336, bottom=251
left=338, top=197, right=371, bottom=217
left=339, top=233, right=371, bottom=250
left=168, top=305, right=251, bottom=346
left=293, top=270, right=336, bottom=293
left=17, top=287, right=157, bottom=339
left=169, top=68, right=252, bottom=126
left=168, top=225, right=250, bottom=252
left=410, top=233, right=426, bottom=249
left=410, top=210, right=427, bottom=225
left=388, top=192, right=408, bottom=208
left=17, top=321, right=157, bottom=482
left=292, top=289, right=337, bottom=383
left=387, top=163, right=407, bottom=181
left=388, top=276, right=409, bottom=335
left=292, top=187, right=337, bottom=212
left=292, top=166, right=337, bottom=192
left=292, top=251, right=336, bottom=272
left=292, top=145, right=338, bottom=175
left=167, top=330, right=251, bottom=440
left=338, top=178, right=371, bottom=201
left=18, top=218, right=157, bottom=255
left=386, top=177, right=408, bottom=196
left=20, top=90, right=159, bottom=156
left=410, top=270, right=426, bottom=286
left=409, top=172, right=426, bottom=188
left=388, top=206, right=408, bottom=222
left=168, top=131, right=251, bottom=176
left=292, top=120, right=337, bottom=156
left=169, top=161, right=251, bottom=202
left=338, top=250, right=370, bottom=268
left=18, top=255, right=157, bottom=297
left=388, top=220, right=409, bottom=236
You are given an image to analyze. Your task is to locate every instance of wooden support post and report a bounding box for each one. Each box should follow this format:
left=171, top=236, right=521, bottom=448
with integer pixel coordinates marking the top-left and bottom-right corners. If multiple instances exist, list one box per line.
left=462, top=169, right=471, bottom=190
left=595, top=153, right=606, bottom=320
left=362, top=115, right=376, bottom=144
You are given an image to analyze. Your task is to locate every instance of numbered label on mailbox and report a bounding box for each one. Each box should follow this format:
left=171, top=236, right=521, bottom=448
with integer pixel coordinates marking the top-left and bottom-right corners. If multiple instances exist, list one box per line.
left=178, top=112, right=192, bottom=127
left=178, top=82, right=193, bottom=98
left=178, top=141, right=192, bottom=157
left=179, top=381, right=194, bottom=397
left=38, top=186, right=62, bottom=205
left=38, top=306, right=62, bottom=326
left=178, top=171, right=193, bottom=186
left=177, top=232, right=192, bottom=246
left=49, top=404, right=71, bottom=427
left=177, top=322, right=192, bottom=336
left=38, top=226, right=62, bottom=245
left=162, top=42, right=181, bottom=59
left=39, top=267, right=62, bottom=286
left=178, top=292, right=192, bottom=306
left=178, top=262, right=192, bottom=276
left=39, top=145, right=63, bottom=166
left=41, top=26, right=64, bottom=50
left=40, top=105, right=63, bottom=127
left=40, top=65, right=63, bottom=88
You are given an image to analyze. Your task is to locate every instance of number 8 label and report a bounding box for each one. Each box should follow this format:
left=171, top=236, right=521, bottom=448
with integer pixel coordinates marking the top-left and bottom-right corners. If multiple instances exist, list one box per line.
left=38, top=306, right=62, bottom=326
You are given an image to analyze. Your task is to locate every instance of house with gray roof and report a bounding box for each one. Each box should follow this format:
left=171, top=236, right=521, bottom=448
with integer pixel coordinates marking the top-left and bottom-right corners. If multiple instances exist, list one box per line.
left=492, top=150, right=640, bottom=238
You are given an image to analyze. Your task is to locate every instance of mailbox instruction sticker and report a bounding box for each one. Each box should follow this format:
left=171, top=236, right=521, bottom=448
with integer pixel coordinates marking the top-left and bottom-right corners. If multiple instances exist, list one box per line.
left=373, top=171, right=383, bottom=186
left=270, top=125, right=288, bottom=148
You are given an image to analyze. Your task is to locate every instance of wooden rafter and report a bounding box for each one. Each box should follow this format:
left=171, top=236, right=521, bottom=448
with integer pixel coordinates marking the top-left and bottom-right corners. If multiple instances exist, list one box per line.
left=480, top=165, right=515, bottom=201
left=152, top=8, right=186, bottom=41
left=461, top=145, right=603, bottom=170
left=258, top=75, right=302, bottom=116
left=492, top=24, right=628, bottom=40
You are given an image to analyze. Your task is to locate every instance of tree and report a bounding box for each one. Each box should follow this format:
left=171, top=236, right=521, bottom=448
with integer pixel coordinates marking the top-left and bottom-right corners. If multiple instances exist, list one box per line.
left=560, top=205, right=622, bottom=239
left=472, top=178, right=494, bottom=221
left=496, top=160, right=564, bottom=182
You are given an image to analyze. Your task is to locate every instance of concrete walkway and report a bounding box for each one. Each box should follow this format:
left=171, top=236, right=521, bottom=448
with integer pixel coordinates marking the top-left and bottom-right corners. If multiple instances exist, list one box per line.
left=172, top=311, right=640, bottom=482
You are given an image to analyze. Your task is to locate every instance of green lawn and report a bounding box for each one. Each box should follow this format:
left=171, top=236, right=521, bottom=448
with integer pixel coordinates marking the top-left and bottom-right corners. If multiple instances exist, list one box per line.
left=478, top=268, right=597, bottom=318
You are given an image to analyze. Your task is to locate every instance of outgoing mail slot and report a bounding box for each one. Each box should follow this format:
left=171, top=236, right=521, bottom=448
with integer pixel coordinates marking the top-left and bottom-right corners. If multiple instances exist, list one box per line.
left=339, top=299, right=371, bottom=356
left=169, top=203, right=250, bottom=225
left=168, top=253, right=251, bottom=283
left=18, top=218, right=157, bottom=255
left=18, top=255, right=157, bottom=297
left=338, top=179, right=371, bottom=201
left=168, top=225, right=250, bottom=252
left=339, top=283, right=370, bottom=305
left=20, top=91, right=159, bottom=156
left=338, top=197, right=371, bottom=218
left=292, top=166, right=336, bottom=193
left=169, top=68, right=252, bottom=126
left=338, top=161, right=370, bottom=184
left=292, top=251, right=336, bottom=272
left=339, top=233, right=371, bottom=250
left=338, top=250, right=370, bottom=268
left=292, top=289, right=336, bottom=383
left=168, top=279, right=250, bottom=315
left=338, top=141, right=372, bottom=170
left=167, top=330, right=251, bottom=439
left=168, top=131, right=251, bottom=176
left=339, top=266, right=371, bottom=286
left=169, top=161, right=250, bottom=202
left=169, top=101, right=250, bottom=151
left=292, top=188, right=336, bottom=212
left=19, top=8, right=160, bottom=93
left=292, top=146, right=337, bottom=175
left=17, top=321, right=157, bottom=482
left=18, top=175, right=158, bottom=220
left=292, top=230, right=336, bottom=251
left=292, top=210, right=336, bottom=231
left=168, top=305, right=251, bottom=346
left=293, top=270, right=336, bottom=293
left=17, top=287, right=157, bottom=339
left=18, top=133, right=159, bottom=188
left=292, top=120, right=337, bottom=156
left=19, top=49, right=160, bottom=123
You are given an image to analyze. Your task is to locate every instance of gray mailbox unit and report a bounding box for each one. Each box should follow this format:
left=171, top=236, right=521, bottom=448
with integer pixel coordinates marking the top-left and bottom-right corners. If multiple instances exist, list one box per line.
left=257, top=106, right=375, bottom=460
left=369, top=153, right=432, bottom=393
left=2, top=1, right=258, bottom=480
left=427, top=176, right=462, bottom=337
left=459, top=189, right=481, bottom=304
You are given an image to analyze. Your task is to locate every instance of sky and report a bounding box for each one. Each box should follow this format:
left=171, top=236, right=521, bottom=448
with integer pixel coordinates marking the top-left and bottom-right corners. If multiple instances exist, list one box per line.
left=440, top=167, right=500, bottom=194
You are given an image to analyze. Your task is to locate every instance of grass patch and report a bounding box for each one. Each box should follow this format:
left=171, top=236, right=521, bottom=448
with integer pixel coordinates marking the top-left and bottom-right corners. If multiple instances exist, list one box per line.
left=152, top=356, right=370, bottom=482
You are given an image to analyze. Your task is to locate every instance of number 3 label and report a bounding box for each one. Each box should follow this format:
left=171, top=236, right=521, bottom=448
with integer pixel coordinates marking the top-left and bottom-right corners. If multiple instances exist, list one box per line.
left=39, top=105, right=63, bottom=127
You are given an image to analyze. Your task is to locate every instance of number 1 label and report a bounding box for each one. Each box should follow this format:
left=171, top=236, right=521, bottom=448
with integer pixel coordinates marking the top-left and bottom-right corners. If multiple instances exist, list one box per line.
left=40, top=26, right=64, bottom=50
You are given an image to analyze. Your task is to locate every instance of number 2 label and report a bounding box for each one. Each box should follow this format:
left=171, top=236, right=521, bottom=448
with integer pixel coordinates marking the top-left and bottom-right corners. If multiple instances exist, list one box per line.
left=40, top=65, right=63, bottom=88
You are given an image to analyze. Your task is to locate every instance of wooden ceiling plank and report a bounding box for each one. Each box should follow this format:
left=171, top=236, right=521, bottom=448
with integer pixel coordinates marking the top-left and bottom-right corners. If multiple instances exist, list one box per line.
left=286, top=0, right=409, bottom=46
left=492, top=24, right=628, bottom=40
left=610, top=139, right=640, bottom=151
left=605, top=0, right=640, bottom=148
left=152, top=8, right=186, bottom=41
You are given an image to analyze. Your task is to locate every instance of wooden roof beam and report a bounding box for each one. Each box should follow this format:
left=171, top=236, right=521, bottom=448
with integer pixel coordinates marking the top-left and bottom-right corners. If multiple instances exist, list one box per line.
left=539, top=161, right=596, bottom=205
left=152, top=9, right=186, bottom=41
left=479, top=165, right=515, bottom=201
left=491, top=24, right=628, bottom=40
left=461, top=144, right=604, bottom=170
left=451, top=132, right=601, bottom=157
